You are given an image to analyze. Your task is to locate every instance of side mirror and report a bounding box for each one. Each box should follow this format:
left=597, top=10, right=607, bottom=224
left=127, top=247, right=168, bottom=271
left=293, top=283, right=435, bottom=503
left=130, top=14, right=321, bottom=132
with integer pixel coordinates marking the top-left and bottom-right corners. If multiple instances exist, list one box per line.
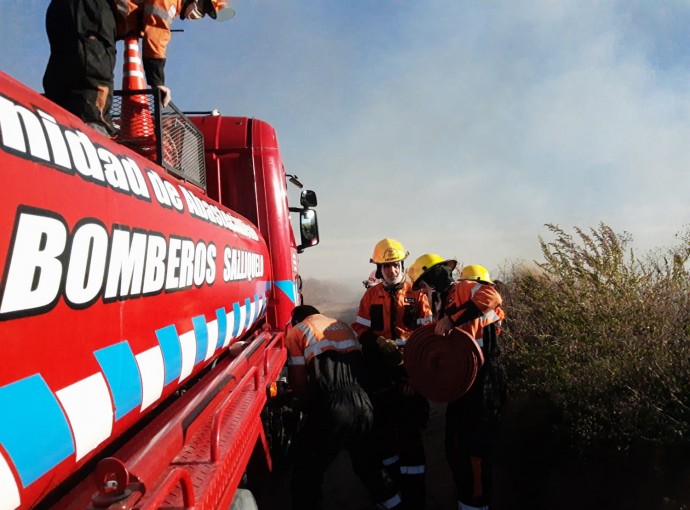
left=298, top=208, right=319, bottom=252
left=300, top=190, right=317, bottom=208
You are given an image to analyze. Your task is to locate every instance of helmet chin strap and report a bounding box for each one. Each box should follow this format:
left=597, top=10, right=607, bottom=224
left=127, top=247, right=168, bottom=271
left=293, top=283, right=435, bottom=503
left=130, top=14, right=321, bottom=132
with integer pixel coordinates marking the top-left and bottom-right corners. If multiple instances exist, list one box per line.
left=383, top=272, right=404, bottom=287
left=430, top=290, right=442, bottom=315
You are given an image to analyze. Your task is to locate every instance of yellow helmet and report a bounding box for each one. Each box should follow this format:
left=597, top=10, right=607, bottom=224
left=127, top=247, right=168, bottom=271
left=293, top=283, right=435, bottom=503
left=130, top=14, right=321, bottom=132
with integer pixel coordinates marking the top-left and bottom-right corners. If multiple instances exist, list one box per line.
left=370, top=238, right=409, bottom=264
left=460, top=264, right=492, bottom=284
left=407, top=253, right=457, bottom=289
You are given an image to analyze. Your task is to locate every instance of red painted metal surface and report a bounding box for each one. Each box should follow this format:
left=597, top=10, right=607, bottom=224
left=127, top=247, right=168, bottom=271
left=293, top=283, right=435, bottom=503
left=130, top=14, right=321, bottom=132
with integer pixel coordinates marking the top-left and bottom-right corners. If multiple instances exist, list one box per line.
left=0, top=71, right=292, bottom=510
left=194, top=115, right=300, bottom=331
left=47, top=331, right=287, bottom=510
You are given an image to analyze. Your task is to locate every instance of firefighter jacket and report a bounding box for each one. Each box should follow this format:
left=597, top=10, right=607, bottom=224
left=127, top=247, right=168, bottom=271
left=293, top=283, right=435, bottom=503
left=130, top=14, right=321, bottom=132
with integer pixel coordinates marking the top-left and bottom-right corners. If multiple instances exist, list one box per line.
left=353, top=281, right=433, bottom=347
left=113, top=0, right=183, bottom=85
left=443, top=281, right=507, bottom=438
left=441, top=280, right=504, bottom=347
left=286, top=314, right=368, bottom=401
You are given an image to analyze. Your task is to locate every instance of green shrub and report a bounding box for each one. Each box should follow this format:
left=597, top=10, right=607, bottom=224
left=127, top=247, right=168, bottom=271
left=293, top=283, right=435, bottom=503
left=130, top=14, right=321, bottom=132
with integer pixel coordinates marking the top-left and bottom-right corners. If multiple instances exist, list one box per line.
left=500, top=223, right=690, bottom=448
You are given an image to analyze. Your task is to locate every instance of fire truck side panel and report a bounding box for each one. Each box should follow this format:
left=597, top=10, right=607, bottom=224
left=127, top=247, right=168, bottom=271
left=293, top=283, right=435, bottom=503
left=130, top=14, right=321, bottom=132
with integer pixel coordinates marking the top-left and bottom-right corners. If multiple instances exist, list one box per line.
left=194, top=116, right=299, bottom=332
left=0, top=72, right=278, bottom=510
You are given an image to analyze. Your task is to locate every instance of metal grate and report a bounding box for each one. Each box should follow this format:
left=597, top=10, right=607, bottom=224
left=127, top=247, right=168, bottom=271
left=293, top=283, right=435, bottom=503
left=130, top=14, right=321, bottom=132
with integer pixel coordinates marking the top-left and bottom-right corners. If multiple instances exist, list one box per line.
left=112, top=89, right=206, bottom=190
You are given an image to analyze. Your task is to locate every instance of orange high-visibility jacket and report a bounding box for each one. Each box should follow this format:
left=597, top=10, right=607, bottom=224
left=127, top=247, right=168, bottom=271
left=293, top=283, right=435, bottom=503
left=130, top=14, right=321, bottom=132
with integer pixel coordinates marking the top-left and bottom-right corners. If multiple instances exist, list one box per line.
left=114, top=0, right=182, bottom=60
left=353, top=281, right=433, bottom=345
left=443, top=280, right=504, bottom=345
left=286, top=314, right=362, bottom=368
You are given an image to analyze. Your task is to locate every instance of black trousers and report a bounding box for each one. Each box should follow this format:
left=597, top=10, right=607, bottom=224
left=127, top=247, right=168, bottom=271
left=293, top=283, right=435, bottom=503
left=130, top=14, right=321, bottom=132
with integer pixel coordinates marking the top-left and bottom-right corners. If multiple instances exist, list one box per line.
left=43, top=0, right=117, bottom=132
left=291, top=387, right=398, bottom=510
left=445, top=364, right=504, bottom=508
left=371, top=390, right=429, bottom=510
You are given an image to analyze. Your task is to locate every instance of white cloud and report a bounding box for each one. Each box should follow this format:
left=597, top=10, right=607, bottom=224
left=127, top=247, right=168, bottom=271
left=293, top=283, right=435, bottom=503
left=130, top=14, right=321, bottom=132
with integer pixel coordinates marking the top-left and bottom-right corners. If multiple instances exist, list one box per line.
left=3, top=0, right=689, bottom=284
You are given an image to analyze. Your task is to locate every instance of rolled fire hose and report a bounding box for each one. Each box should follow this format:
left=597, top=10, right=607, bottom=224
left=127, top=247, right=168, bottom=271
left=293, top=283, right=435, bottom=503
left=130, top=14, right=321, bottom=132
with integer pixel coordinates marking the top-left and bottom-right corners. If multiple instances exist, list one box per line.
left=403, top=324, right=484, bottom=402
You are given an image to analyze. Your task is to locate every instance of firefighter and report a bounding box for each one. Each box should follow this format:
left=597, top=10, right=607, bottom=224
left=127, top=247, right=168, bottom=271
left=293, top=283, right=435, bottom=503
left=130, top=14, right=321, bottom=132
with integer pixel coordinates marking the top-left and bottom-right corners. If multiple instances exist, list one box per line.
left=352, top=238, right=433, bottom=510
left=43, top=0, right=229, bottom=135
left=286, top=305, right=399, bottom=510
left=408, top=256, right=506, bottom=510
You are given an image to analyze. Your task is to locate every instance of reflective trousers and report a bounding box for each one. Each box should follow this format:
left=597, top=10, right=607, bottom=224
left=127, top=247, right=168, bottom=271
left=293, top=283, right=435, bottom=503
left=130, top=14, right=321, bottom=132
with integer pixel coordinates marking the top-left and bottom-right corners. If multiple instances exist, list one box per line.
left=371, top=390, right=429, bottom=510
left=445, top=365, right=502, bottom=509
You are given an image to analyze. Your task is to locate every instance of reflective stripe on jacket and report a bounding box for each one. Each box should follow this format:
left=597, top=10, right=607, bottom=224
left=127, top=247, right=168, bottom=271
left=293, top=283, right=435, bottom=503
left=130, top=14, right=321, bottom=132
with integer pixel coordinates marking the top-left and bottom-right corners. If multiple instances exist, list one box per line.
left=444, top=281, right=503, bottom=343
left=114, top=0, right=181, bottom=59
left=286, top=314, right=362, bottom=367
left=352, top=281, right=432, bottom=342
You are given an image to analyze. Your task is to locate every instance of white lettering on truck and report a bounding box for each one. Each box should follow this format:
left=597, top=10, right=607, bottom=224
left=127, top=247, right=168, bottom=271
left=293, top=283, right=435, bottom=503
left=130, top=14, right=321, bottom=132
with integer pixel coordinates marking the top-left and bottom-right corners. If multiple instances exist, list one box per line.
left=147, top=170, right=184, bottom=212
left=0, top=95, right=263, bottom=244
left=0, top=207, right=218, bottom=320
left=65, top=220, right=109, bottom=307
left=223, top=247, right=264, bottom=282
left=179, top=187, right=259, bottom=241
left=0, top=95, right=150, bottom=201
left=0, top=210, right=67, bottom=316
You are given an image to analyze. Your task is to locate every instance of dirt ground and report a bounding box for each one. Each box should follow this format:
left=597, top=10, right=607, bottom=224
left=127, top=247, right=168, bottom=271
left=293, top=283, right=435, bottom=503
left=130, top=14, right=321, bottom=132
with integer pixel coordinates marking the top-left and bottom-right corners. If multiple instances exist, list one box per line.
left=321, top=401, right=455, bottom=510
left=261, top=397, right=690, bottom=510
left=260, top=401, right=455, bottom=510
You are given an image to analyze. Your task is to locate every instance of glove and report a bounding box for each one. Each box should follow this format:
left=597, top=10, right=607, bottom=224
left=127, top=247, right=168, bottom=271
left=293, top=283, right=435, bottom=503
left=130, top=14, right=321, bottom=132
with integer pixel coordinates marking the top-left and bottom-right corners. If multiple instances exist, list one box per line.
left=434, top=315, right=454, bottom=336
left=182, top=0, right=204, bottom=20
left=157, top=85, right=172, bottom=107
left=376, top=336, right=403, bottom=367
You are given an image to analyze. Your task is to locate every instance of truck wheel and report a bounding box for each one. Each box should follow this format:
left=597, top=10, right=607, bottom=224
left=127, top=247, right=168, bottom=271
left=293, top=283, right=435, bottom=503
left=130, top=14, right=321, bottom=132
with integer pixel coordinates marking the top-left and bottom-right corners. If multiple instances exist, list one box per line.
left=229, top=488, right=258, bottom=510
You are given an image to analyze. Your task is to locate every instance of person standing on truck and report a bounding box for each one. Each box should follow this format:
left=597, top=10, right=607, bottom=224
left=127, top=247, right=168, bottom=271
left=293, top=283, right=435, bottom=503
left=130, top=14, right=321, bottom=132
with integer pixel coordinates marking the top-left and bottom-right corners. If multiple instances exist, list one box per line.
left=43, top=0, right=229, bottom=135
left=286, top=305, right=400, bottom=510
left=352, top=238, right=433, bottom=510
left=407, top=256, right=506, bottom=510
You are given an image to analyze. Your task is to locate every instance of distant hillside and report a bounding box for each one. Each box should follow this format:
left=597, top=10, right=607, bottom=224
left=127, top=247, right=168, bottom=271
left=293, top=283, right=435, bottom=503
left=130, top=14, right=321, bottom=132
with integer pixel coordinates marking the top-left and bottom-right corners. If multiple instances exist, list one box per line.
left=301, top=278, right=361, bottom=324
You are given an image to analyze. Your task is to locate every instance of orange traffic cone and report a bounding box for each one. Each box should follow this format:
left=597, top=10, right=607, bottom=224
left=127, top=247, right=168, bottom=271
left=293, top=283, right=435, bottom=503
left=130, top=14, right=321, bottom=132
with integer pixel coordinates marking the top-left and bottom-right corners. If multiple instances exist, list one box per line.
left=118, top=37, right=156, bottom=158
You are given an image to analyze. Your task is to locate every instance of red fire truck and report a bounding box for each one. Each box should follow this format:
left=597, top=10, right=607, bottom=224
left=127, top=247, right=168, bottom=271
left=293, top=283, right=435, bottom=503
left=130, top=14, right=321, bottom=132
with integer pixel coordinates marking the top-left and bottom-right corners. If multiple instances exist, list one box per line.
left=0, top=52, right=318, bottom=510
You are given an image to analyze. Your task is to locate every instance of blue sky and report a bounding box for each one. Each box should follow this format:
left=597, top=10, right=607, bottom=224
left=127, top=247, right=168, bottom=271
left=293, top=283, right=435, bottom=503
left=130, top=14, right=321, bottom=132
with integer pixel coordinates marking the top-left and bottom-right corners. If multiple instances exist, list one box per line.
left=3, top=0, right=690, bottom=285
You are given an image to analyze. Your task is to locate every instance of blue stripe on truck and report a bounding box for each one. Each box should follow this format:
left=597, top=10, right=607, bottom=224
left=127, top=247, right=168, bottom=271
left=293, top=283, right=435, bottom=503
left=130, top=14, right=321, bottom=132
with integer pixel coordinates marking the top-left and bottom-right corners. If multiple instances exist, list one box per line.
left=94, top=341, right=143, bottom=420
left=274, top=280, right=296, bottom=304
left=156, top=324, right=182, bottom=386
left=0, top=291, right=269, bottom=500
left=216, top=307, right=228, bottom=350
left=232, top=302, right=241, bottom=339
left=244, top=298, right=252, bottom=330
left=192, top=315, right=209, bottom=365
left=0, top=374, right=75, bottom=486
